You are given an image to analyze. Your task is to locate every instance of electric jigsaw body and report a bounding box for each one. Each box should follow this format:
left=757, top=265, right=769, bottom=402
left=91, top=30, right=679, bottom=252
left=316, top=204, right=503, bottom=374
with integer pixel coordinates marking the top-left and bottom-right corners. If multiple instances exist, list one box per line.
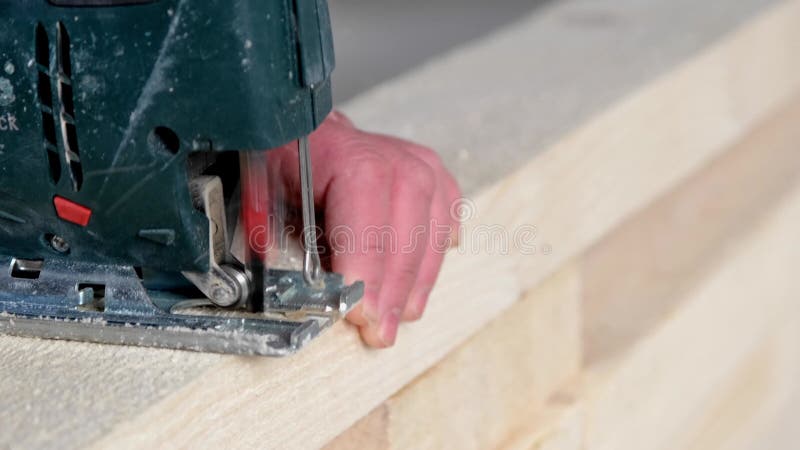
left=0, top=0, right=363, bottom=356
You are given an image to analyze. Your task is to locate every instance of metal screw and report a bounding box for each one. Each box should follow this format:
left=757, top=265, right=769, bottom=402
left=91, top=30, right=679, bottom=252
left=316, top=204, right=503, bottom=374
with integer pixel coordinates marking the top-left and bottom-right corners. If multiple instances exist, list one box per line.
left=49, top=235, right=70, bottom=254
left=211, top=287, right=234, bottom=304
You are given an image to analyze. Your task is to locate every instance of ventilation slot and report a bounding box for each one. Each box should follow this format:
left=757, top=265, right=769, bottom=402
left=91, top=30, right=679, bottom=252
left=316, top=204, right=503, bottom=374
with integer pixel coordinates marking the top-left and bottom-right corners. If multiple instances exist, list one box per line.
left=10, top=259, right=44, bottom=280
left=35, top=23, right=61, bottom=184
left=57, top=22, right=83, bottom=192
left=77, top=283, right=106, bottom=312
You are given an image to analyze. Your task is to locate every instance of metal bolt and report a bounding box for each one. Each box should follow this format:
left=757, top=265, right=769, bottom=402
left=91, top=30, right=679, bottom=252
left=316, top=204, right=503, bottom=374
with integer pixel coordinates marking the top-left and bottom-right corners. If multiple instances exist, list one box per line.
left=49, top=235, right=70, bottom=254
left=211, top=287, right=234, bottom=304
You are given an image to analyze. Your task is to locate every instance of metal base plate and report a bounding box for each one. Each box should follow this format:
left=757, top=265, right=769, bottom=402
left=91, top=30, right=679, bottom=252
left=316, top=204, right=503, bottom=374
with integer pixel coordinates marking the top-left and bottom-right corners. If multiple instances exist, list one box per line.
left=0, top=256, right=363, bottom=356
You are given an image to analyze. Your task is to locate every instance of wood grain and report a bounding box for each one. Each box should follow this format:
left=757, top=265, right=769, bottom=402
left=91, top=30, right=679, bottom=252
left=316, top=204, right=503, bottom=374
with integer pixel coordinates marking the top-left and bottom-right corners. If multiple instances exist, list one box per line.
left=577, top=94, right=800, bottom=450
left=325, top=266, right=582, bottom=450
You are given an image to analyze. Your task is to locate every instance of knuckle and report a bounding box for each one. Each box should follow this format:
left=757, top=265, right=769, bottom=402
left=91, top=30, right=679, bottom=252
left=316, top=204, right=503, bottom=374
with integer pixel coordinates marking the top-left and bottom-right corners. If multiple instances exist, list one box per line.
left=395, top=157, right=437, bottom=196
left=361, top=240, right=387, bottom=255
left=393, top=263, right=420, bottom=285
left=406, top=144, right=444, bottom=169
left=346, top=152, right=392, bottom=184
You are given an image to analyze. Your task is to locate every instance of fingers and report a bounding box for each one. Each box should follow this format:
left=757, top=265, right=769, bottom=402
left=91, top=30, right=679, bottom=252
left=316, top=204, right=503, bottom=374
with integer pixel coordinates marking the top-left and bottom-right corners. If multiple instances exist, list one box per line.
left=383, top=137, right=464, bottom=242
left=370, top=155, right=436, bottom=345
left=402, top=185, right=449, bottom=321
left=267, top=110, right=463, bottom=347
left=325, top=154, right=394, bottom=331
left=395, top=144, right=464, bottom=321
left=267, top=113, right=393, bottom=332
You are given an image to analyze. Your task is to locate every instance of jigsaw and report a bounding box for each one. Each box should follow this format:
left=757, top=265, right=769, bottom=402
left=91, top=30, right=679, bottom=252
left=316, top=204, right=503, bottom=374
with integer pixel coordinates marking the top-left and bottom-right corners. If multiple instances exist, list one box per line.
left=0, top=0, right=364, bottom=356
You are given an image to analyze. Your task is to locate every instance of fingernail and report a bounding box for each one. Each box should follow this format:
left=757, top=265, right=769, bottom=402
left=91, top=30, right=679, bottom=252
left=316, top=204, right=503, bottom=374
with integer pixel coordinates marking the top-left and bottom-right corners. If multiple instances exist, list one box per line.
left=379, top=308, right=401, bottom=347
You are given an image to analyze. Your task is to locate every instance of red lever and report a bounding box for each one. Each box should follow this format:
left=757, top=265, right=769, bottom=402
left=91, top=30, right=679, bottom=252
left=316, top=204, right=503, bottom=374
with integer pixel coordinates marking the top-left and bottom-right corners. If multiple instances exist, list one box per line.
left=54, top=196, right=92, bottom=227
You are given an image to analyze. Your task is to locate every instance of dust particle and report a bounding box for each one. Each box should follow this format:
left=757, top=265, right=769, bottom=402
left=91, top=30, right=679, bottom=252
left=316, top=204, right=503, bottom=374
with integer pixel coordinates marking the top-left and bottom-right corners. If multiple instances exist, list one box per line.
left=0, top=78, right=15, bottom=106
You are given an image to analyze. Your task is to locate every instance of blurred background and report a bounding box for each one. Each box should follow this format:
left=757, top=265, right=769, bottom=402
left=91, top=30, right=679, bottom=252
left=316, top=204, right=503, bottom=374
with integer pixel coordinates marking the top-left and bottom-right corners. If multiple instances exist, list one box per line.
left=329, top=0, right=550, bottom=104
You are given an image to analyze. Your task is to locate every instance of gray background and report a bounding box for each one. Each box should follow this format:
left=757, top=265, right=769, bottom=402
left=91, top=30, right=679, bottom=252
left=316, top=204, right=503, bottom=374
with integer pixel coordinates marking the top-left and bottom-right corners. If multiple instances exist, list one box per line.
left=329, top=0, right=550, bottom=104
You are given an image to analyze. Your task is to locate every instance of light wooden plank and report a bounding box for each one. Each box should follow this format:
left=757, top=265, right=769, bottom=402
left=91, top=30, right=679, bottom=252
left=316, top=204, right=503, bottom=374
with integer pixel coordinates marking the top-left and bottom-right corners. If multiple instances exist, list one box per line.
left=583, top=92, right=800, bottom=366
left=580, top=181, right=800, bottom=450
left=503, top=328, right=800, bottom=450
left=575, top=93, right=800, bottom=450
left=325, top=265, right=582, bottom=450
left=498, top=387, right=584, bottom=450
left=681, top=321, right=800, bottom=450
left=495, top=142, right=800, bottom=450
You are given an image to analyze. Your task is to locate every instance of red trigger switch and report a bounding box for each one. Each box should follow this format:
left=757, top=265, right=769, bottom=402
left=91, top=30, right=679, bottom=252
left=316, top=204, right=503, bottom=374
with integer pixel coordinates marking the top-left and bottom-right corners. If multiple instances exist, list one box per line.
left=54, top=196, right=92, bottom=227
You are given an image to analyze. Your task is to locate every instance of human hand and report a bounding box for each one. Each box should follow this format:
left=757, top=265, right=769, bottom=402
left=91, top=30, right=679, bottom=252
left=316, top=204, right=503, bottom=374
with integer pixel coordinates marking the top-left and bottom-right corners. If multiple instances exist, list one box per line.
left=269, top=111, right=462, bottom=347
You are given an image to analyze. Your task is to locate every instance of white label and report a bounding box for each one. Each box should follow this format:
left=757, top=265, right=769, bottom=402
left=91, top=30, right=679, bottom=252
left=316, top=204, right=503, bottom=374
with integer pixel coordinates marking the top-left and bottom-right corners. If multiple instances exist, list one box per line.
left=0, top=114, right=19, bottom=132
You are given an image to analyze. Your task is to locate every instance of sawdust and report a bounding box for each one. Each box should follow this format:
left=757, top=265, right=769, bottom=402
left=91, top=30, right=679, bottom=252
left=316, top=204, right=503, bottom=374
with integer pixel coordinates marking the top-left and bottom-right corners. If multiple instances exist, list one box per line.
left=0, top=336, right=220, bottom=449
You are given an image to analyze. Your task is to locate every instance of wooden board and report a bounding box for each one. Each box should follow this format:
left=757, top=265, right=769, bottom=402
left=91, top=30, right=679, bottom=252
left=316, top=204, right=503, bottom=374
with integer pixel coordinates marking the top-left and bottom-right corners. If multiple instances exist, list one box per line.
left=1, top=0, right=799, bottom=448
left=505, top=321, right=800, bottom=450
left=582, top=93, right=800, bottom=366
left=578, top=102, right=800, bottom=450
left=681, top=323, right=800, bottom=450
left=501, top=178, right=800, bottom=450
left=325, top=88, right=800, bottom=450
left=497, top=98, right=800, bottom=450
left=325, top=266, right=582, bottom=450
left=582, top=181, right=800, bottom=450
